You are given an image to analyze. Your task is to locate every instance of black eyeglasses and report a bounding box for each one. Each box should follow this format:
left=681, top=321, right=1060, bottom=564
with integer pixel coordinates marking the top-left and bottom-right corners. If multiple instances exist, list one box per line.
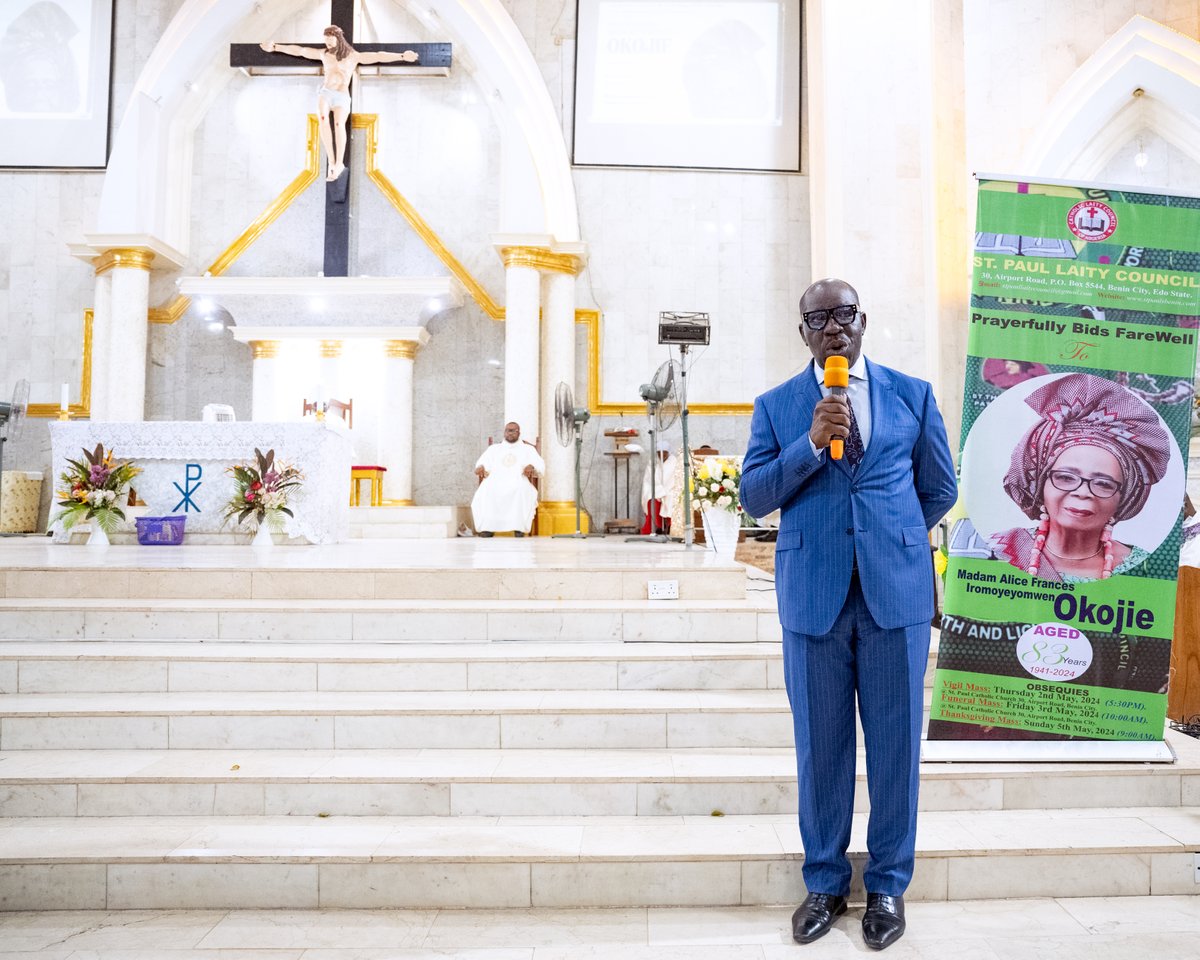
left=802, top=304, right=860, bottom=331
left=1048, top=470, right=1121, bottom=499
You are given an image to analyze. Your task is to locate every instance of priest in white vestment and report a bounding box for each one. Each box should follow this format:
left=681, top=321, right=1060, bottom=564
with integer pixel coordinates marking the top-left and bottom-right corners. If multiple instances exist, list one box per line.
left=472, top=422, right=545, bottom=536
left=640, top=448, right=677, bottom=534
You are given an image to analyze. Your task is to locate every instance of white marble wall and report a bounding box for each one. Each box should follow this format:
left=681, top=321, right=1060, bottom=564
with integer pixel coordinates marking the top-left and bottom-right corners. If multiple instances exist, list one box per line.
left=12, top=0, right=1200, bottom=529
left=501, top=0, right=812, bottom=406
left=963, top=0, right=1200, bottom=178
left=0, top=0, right=186, bottom=525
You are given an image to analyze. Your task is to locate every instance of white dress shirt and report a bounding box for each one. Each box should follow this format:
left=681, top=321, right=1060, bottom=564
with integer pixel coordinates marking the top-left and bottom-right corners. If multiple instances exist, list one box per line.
left=808, top=354, right=871, bottom=460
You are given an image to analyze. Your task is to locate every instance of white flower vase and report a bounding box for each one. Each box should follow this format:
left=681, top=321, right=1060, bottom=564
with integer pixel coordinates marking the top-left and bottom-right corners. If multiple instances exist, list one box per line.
left=701, top=505, right=740, bottom=561
left=252, top=522, right=274, bottom=550
left=86, top=523, right=110, bottom=549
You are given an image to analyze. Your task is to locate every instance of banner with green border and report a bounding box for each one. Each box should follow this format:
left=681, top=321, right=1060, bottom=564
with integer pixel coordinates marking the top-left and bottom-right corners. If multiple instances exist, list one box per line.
left=928, top=177, right=1199, bottom=745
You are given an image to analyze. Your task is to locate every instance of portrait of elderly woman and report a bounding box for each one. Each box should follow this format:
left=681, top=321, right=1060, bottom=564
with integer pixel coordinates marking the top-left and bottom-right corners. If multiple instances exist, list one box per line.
left=990, top=372, right=1171, bottom=582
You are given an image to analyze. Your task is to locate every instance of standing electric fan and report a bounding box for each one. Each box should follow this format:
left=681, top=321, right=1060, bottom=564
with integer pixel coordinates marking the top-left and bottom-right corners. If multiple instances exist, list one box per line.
left=553, top=381, right=601, bottom=537
left=627, top=361, right=681, bottom=543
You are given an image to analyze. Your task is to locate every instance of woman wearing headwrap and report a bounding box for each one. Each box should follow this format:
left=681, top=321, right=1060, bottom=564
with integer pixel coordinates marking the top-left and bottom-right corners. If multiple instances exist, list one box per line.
left=990, top=373, right=1171, bottom=582
left=982, top=358, right=1051, bottom=391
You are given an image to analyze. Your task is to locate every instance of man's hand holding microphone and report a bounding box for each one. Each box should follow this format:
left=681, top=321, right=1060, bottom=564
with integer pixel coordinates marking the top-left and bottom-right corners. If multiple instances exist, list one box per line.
left=809, top=355, right=850, bottom=459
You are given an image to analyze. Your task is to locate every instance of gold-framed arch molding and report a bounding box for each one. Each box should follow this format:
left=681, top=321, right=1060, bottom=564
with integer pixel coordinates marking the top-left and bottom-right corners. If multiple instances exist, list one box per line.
left=37, top=114, right=750, bottom=417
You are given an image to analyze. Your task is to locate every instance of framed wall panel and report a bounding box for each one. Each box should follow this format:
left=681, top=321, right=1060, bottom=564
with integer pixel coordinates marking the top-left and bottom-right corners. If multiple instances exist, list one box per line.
left=0, top=0, right=114, bottom=169
left=573, top=0, right=801, bottom=172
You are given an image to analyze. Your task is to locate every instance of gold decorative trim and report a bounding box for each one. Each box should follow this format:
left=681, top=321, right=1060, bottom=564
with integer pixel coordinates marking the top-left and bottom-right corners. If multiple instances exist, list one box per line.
left=392, top=498, right=416, bottom=506
left=535, top=500, right=590, bottom=536
left=93, top=248, right=154, bottom=275
left=500, top=246, right=582, bottom=276
left=149, top=114, right=322, bottom=324
left=148, top=296, right=189, bottom=325
left=125, top=112, right=746, bottom=417
left=357, top=114, right=505, bottom=320
left=319, top=339, right=343, bottom=359
left=250, top=340, right=280, bottom=359
left=576, top=308, right=753, bottom=416
left=28, top=309, right=93, bottom=419
left=384, top=339, right=419, bottom=359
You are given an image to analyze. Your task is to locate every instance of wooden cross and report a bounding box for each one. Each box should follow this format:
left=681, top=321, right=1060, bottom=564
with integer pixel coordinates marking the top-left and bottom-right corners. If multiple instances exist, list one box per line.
left=229, top=0, right=451, bottom=277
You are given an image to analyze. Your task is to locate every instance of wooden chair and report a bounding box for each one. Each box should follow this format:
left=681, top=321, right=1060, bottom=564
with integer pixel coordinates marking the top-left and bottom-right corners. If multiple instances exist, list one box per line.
left=303, top=398, right=353, bottom=430
left=326, top=398, right=353, bottom=429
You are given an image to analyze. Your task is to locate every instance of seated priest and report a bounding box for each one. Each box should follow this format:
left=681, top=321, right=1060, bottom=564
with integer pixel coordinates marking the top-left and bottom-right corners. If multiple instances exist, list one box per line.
left=472, top=422, right=545, bottom=537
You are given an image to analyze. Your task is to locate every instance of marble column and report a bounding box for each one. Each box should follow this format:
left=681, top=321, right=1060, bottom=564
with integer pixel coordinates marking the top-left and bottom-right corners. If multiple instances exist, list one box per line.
left=500, top=251, right=541, bottom=439
left=382, top=339, right=420, bottom=504
left=249, top=340, right=281, bottom=422
left=94, top=248, right=153, bottom=421
left=537, top=265, right=584, bottom=534
left=318, top=340, right=343, bottom=415
left=89, top=272, right=113, bottom=421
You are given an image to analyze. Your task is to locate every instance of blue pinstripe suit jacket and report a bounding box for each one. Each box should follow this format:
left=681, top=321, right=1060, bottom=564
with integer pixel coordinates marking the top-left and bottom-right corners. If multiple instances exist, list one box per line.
left=740, top=359, right=958, bottom=636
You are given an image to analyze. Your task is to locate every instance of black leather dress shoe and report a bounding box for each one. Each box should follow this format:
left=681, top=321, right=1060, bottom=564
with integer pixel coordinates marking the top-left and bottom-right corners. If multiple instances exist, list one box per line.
left=791, top=892, right=848, bottom=944
left=862, top=893, right=905, bottom=950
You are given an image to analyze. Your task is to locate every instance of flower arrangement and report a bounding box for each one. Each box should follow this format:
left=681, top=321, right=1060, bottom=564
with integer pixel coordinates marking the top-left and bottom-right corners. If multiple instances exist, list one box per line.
left=52, top=444, right=141, bottom=533
left=222, top=447, right=304, bottom=530
left=690, top=456, right=746, bottom=516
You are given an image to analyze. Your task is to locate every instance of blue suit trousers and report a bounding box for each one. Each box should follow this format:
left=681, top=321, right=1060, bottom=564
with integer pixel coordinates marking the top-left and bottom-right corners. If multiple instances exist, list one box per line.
left=782, top=575, right=929, bottom=897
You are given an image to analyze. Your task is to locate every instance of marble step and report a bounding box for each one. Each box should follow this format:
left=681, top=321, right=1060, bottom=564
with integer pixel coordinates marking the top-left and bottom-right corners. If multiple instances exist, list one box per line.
left=0, top=740, right=1193, bottom=818
left=348, top=522, right=459, bottom=538
left=2, top=807, right=1197, bottom=909
left=0, top=598, right=779, bottom=643
left=348, top=505, right=467, bottom=539
left=352, top=506, right=468, bottom=523
left=0, top=689, right=797, bottom=750
left=0, top=641, right=787, bottom=693
left=4, top=899, right=1200, bottom=955
left=0, top=548, right=747, bottom=602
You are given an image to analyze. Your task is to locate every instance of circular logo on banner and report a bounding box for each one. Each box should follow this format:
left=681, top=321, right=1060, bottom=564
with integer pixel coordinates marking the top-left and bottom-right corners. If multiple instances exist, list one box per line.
left=1066, top=200, right=1118, bottom=242
left=1016, top=623, right=1094, bottom=682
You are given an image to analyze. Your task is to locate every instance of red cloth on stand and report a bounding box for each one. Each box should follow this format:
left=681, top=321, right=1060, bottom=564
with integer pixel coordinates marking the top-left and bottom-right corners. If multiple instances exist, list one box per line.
left=640, top=499, right=672, bottom=535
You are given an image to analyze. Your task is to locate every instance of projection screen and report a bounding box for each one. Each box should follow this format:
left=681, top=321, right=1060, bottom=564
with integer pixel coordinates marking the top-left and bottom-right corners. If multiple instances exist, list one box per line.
left=573, top=0, right=801, bottom=171
left=0, top=0, right=113, bottom=169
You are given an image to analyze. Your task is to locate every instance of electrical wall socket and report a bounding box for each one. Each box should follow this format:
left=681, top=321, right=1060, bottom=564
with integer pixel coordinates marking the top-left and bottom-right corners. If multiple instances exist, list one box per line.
left=1194, top=852, right=1200, bottom=883
left=647, top=579, right=679, bottom=600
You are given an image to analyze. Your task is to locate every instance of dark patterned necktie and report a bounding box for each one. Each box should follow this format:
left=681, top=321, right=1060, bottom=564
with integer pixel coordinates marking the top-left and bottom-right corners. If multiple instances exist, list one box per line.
left=844, top=399, right=865, bottom=468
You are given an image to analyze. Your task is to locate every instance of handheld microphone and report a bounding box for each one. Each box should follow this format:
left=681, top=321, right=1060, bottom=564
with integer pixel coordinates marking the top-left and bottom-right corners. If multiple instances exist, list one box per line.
left=824, top=355, right=850, bottom=460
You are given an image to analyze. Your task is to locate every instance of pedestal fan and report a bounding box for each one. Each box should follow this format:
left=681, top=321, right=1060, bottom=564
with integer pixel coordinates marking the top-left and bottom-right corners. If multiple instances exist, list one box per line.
left=627, top=361, right=680, bottom=544
left=553, top=381, right=601, bottom=538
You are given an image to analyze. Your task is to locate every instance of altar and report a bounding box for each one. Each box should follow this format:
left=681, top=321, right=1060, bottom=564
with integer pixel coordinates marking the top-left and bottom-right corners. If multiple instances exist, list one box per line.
left=49, top=421, right=352, bottom=544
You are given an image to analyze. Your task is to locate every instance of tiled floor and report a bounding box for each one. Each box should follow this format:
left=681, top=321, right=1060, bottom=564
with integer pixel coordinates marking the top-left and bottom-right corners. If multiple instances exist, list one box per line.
left=2, top=897, right=1200, bottom=957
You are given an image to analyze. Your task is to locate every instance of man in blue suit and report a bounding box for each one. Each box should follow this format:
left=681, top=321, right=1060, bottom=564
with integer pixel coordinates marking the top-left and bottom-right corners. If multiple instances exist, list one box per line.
left=740, top=278, right=957, bottom=950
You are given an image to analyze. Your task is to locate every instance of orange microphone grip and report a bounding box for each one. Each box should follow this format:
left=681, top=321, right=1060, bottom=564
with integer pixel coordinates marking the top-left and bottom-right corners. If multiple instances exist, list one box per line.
left=824, top=356, right=850, bottom=459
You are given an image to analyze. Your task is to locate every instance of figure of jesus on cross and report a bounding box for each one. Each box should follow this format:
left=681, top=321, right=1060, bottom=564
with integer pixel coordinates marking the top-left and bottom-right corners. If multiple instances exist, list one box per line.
left=260, top=25, right=418, bottom=181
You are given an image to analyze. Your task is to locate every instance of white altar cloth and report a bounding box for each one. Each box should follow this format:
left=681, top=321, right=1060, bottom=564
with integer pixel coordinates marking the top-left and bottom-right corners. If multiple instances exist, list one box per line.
left=49, top=422, right=352, bottom=543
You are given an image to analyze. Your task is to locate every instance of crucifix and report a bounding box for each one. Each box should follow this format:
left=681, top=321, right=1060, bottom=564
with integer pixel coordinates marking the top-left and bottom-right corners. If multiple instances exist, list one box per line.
left=229, top=0, right=452, bottom=277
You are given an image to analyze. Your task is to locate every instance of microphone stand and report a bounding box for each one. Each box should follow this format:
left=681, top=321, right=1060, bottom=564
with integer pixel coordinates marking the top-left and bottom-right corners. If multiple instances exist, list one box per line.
left=678, top=344, right=694, bottom=550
